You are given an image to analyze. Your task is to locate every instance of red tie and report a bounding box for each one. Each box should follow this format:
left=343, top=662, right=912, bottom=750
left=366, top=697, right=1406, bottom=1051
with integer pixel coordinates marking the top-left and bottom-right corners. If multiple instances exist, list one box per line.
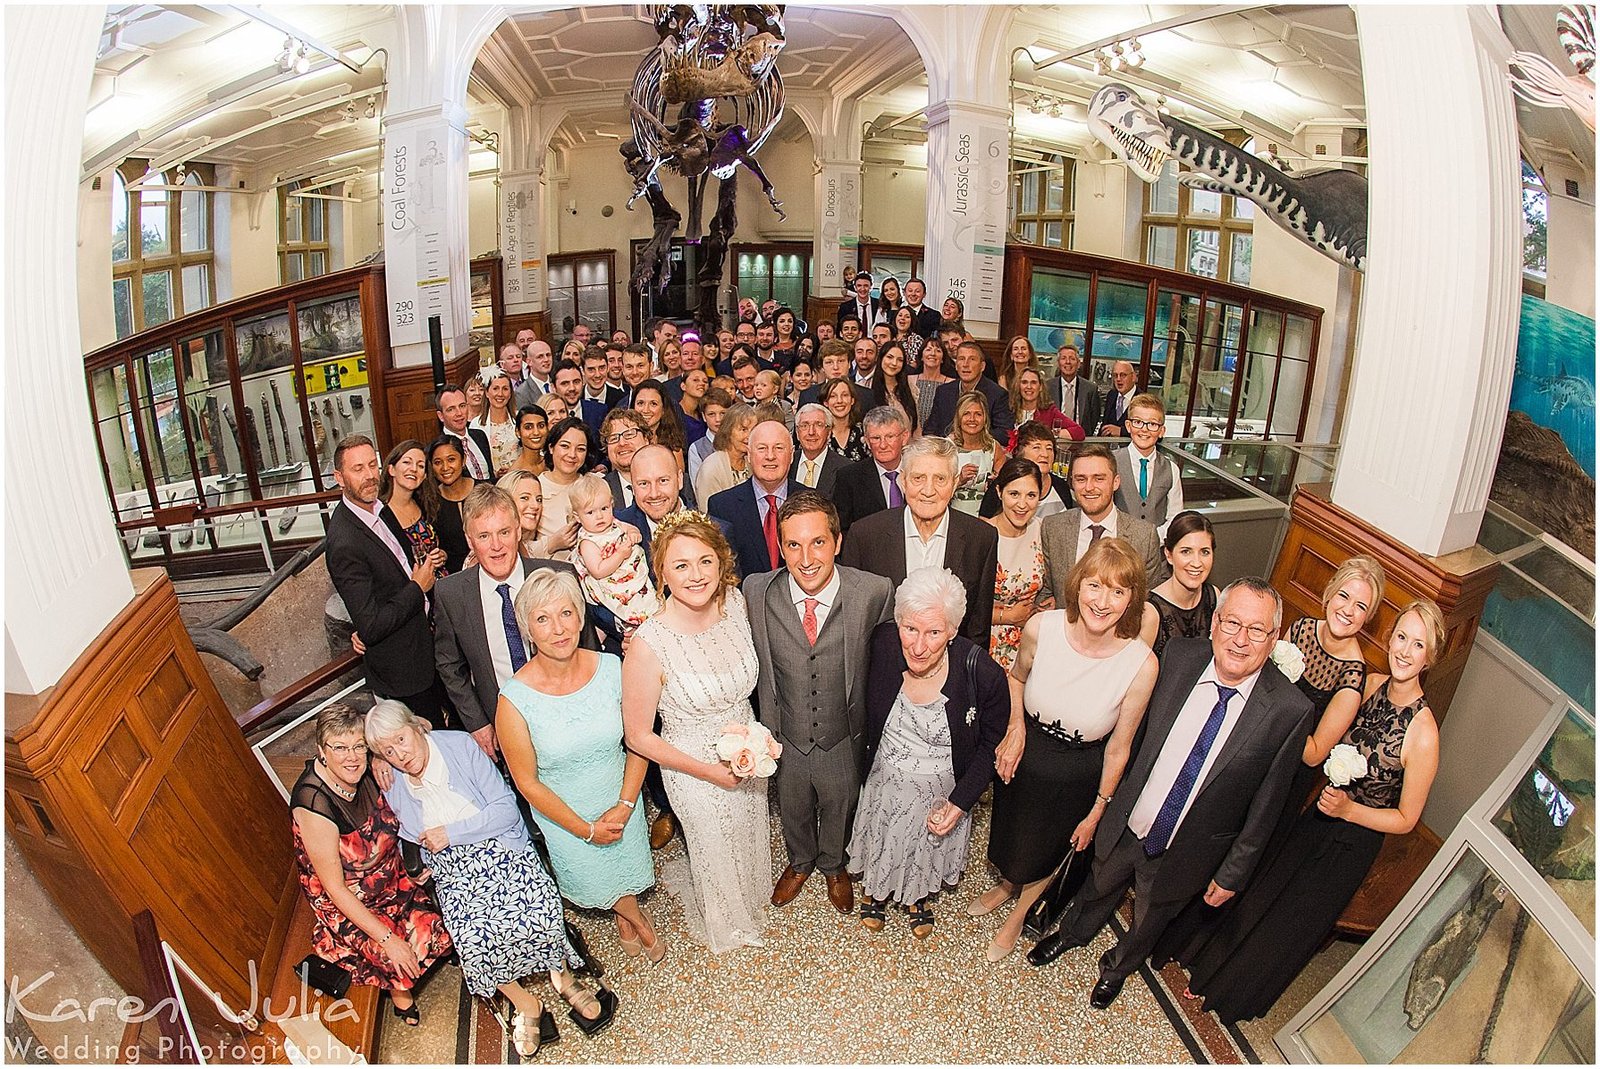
left=802, top=597, right=819, bottom=645
left=764, top=494, right=780, bottom=569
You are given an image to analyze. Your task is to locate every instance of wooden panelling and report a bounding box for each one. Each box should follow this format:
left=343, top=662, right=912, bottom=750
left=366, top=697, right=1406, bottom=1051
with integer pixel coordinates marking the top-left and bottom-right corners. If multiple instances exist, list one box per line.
left=503, top=308, right=551, bottom=345
left=5, top=570, right=296, bottom=1012
left=376, top=351, right=481, bottom=454
left=1270, top=484, right=1499, bottom=724
left=803, top=296, right=835, bottom=339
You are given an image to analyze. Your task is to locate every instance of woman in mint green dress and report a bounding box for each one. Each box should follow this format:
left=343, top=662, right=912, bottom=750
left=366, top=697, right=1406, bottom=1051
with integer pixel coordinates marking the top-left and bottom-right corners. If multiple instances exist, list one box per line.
left=498, top=568, right=664, bottom=962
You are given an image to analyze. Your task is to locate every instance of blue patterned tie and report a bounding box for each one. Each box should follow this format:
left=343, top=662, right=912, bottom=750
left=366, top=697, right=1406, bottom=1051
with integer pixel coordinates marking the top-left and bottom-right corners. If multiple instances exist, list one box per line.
left=497, top=583, right=527, bottom=671
left=1144, top=683, right=1238, bottom=857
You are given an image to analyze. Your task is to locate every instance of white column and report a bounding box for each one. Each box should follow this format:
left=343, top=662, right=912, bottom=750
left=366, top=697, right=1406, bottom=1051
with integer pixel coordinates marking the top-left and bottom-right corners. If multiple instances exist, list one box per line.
left=1331, top=6, right=1523, bottom=556
left=922, top=100, right=1011, bottom=340
left=381, top=103, right=473, bottom=370
left=814, top=160, right=862, bottom=297
left=5, top=6, right=136, bottom=695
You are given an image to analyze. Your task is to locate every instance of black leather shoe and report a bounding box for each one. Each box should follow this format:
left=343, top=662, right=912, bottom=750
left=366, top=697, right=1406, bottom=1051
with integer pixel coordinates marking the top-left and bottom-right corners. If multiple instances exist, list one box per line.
left=1025, top=930, right=1084, bottom=967
left=1089, top=974, right=1125, bottom=1010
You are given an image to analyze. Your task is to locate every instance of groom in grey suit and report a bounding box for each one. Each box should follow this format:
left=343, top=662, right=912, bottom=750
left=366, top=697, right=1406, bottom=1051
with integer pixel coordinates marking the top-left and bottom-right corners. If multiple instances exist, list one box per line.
left=744, top=490, right=893, bottom=915
left=1040, top=443, right=1164, bottom=599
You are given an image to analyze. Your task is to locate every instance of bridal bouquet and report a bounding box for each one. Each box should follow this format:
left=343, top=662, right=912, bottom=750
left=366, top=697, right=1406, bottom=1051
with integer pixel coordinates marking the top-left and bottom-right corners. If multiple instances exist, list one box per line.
left=1323, top=743, right=1369, bottom=787
left=716, top=722, right=781, bottom=779
left=1270, top=639, right=1305, bottom=683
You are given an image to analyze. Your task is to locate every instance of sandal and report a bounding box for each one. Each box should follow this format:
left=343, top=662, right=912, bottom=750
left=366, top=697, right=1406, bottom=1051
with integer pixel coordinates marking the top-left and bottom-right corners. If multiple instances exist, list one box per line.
left=640, top=931, right=667, bottom=964
left=908, top=902, right=935, bottom=940
left=555, top=976, right=617, bottom=1037
left=859, top=897, right=887, bottom=933
left=391, top=1000, right=420, bottom=1027
left=509, top=1005, right=558, bottom=1059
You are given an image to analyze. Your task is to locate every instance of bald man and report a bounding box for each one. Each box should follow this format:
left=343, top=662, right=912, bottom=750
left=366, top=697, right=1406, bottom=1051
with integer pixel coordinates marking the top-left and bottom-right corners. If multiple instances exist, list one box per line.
left=1099, top=360, right=1139, bottom=437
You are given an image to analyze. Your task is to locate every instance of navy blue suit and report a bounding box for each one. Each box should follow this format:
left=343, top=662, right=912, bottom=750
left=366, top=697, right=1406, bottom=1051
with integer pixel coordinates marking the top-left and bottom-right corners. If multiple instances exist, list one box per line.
left=615, top=502, right=733, bottom=583
left=925, top=377, right=1015, bottom=437
left=706, top=479, right=805, bottom=578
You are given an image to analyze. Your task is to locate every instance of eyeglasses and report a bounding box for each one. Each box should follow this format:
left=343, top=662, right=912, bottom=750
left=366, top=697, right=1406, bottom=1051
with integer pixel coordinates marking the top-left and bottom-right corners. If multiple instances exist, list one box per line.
left=323, top=742, right=368, bottom=757
left=1216, top=617, right=1274, bottom=643
left=1126, top=418, right=1163, bottom=431
left=606, top=428, right=645, bottom=446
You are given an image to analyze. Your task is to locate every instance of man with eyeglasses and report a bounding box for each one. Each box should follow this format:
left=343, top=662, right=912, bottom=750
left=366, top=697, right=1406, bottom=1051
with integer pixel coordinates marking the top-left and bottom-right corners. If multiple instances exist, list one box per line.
left=1098, top=360, right=1140, bottom=437
left=831, top=405, right=910, bottom=532
left=600, top=408, right=650, bottom=510
left=1113, top=393, right=1185, bottom=539
left=1039, top=443, right=1163, bottom=601
left=1028, top=577, right=1313, bottom=1014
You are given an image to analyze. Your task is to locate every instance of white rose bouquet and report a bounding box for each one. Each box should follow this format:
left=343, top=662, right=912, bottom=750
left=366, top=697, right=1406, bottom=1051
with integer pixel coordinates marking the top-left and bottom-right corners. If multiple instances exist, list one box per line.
left=715, top=722, right=781, bottom=779
left=1270, top=639, right=1305, bottom=683
left=1323, top=743, right=1369, bottom=788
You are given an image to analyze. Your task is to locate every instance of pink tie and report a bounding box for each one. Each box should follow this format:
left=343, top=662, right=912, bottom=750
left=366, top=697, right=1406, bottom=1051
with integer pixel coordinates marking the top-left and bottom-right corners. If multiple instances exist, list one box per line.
left=802, top=598, right=819, bottom=645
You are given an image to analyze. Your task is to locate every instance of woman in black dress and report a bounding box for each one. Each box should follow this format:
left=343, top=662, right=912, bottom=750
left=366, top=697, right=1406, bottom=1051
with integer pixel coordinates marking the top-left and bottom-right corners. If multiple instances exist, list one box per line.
left=1175, top=599, right=1443, bottom=1023
left=974, top=538, right=1159, bottom=962
left=425, top=436, right=476, bottom=573
left=1138, top=511, right=1219, bottom=659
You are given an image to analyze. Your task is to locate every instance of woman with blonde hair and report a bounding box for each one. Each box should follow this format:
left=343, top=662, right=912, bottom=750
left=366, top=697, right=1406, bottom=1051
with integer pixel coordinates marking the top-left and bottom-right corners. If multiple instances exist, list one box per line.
left=471, top=367, right=520, bottom=476
left=495, top=469, right=577, bottom=558
left=621, top=514, right=770, bottom=952
left=952, top=391, right=1008, bottom=514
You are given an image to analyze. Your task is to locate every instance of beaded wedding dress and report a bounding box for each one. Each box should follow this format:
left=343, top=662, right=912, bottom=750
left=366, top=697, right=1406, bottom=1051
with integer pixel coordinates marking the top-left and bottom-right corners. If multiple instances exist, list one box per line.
left=634, top=589, right=771, bottom=951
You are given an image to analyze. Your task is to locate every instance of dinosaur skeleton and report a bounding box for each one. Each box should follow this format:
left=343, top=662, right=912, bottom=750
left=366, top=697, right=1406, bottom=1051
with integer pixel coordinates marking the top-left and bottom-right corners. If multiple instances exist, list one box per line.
left=1509, top=4, right=1596, bottom=133
left=622, top=4, right=787, bottom=334
left=1087, top=83, right=1369, bottom=272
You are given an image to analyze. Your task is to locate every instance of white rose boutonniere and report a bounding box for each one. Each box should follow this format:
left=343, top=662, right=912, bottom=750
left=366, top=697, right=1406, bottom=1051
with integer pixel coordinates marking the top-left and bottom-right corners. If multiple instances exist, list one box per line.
left=1324, top=743, right=1369, bottom=788
left=1270, top=640, right=1305, bottom=684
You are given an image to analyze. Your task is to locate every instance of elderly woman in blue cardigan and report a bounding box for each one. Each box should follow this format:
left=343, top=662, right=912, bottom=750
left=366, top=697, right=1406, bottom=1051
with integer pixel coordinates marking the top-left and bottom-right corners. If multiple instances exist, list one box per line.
left=367, top=701, right=611, bottom=1058
left=846, top=567, right=1011, bottom=940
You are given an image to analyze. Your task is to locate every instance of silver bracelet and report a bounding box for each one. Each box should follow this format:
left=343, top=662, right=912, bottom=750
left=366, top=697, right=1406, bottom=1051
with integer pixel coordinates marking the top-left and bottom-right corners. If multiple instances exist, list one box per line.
left=618, top=797, right=636, bottom=810
left=584, top=821, right=596, bottom=843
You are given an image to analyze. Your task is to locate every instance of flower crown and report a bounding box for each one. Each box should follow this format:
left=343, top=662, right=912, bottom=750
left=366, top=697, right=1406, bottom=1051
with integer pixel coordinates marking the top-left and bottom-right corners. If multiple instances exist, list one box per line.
left=651, top=507, right=714, bottom=543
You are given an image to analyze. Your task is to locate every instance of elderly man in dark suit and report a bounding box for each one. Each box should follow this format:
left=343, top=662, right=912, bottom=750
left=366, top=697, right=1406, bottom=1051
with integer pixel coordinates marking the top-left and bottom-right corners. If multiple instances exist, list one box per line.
left=1040, top=443, right=1163, bottom=594
left=746, top=492, right=893, bottom=915
left=790, top=402, right=844, bottom=497
left=838, top=434, right=998, bottom=644
left=708, top=417, right=803, bottom=577
left=1048, top=344, right=1102, bottom=432
left=925, top=340, right=1015, bottom=437
left=832, top=406, right=911, bottom=532
left=1028, top=577, right=1314, bottom=1010
left=325, top=436, right=447, bottom=724
left=432, top=484, right=599, bottom=757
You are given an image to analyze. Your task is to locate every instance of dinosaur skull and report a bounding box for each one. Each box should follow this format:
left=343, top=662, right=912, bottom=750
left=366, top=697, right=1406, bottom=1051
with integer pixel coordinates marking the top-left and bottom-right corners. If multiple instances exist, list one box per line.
left=1086, top=83, right=1171, bottom=182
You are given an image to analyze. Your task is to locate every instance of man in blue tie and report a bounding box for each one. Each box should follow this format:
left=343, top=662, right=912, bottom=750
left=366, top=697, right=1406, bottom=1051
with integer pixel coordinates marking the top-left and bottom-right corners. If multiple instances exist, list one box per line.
left=1027, top=577, right=1313, bottom=1009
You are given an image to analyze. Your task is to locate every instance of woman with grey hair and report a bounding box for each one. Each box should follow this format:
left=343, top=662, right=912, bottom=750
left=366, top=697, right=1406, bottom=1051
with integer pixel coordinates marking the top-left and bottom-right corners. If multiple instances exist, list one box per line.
left=847, top=567, right=1011, bottom=940
left=498, top=569, right=663, bottom=961
left=368, top=702, right=610, bottom=1057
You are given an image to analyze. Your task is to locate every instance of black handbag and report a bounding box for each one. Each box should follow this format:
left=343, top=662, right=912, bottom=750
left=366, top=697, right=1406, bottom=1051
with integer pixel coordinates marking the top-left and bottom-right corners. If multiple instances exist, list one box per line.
left=294, top=954, right=352, bottom=999
left=1022, top=845, right=1092, bottom=939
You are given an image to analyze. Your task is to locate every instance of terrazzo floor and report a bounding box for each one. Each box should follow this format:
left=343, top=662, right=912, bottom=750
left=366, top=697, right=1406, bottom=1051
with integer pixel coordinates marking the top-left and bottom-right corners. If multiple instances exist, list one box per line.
left=377, top=792, right=1205, bottom=1064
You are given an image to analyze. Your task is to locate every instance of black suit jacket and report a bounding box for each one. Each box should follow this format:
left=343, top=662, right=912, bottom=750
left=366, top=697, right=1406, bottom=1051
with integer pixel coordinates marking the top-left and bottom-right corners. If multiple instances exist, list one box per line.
left=837, top=506, right=998, bottom=644
left=790, top=448, right=843, bottom=498
left=326, top=500, right=435, bottom=699
left=1099, top=388, right=1135, bottom=435
left=903, top=304, right=942, bottom=339
left=706, top=479, right=806, bottom=577
left=836, top=297, right=881, bottom=329
left=925, top=378, right=1015, bottom=437
left=615, top=503, right=732, bottom=584
left=1049, top=373, right=1103, bottom=431
left=1098, top=638, right=1314, bottom=904
left=443, top=427, right=496, bottom=479
left=833, top=457, right=892, bottom=532
left=862, top=625, right=1009, bottom=812
left=431, top=557, right=600, bottom=733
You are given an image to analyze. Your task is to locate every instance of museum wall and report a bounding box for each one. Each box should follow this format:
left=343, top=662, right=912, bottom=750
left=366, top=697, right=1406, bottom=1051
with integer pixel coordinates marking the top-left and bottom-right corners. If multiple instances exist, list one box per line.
left=1544, top=159, right=1596, bottom=320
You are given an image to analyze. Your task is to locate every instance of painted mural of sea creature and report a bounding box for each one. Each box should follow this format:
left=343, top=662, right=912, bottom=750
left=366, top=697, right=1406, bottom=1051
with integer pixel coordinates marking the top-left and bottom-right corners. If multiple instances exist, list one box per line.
left=1087, top=83, right=1369, bottom=271
left=1534, top=364, right=1596, bottom=415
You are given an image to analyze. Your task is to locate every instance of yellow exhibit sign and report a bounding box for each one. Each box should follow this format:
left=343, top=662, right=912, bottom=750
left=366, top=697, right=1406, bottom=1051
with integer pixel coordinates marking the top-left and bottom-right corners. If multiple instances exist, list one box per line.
left=302, top=354, right=369, bottom=395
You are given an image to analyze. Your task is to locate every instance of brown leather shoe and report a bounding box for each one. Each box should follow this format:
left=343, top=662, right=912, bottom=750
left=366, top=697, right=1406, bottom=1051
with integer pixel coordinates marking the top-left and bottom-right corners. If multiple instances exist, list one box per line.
left=771, top=865, right=809, bottom=907
left=649, top=812, right=676, bottom=850
left=825, top=872, right=855, bottom=914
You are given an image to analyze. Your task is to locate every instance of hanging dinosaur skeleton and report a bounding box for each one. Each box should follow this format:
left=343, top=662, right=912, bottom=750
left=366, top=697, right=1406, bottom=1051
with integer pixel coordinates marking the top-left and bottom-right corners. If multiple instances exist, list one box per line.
left=1086, top=82, right=1370, bottom=272
left=622, top=4, right=787, bottom=334
left=1508, top=4, right=1595, bottom=133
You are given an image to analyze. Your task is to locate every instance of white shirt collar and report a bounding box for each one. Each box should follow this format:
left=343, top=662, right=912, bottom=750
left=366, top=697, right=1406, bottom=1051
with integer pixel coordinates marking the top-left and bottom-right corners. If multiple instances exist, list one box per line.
left=789, top=566, right=841, bottom=612
left=1197, top=659, right=1262, bottom=707
left=1079, top=508, right=1117, bottom=534
left=903, top=507, right=952, bottom=545
left=478, top=556, right=526, bottom=596
left=1128, top=442, right=1159, bottom=461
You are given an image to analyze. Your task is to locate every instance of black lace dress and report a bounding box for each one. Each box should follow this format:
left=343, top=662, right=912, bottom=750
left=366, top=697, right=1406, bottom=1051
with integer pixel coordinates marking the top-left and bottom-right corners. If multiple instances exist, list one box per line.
left=1177, top=683, right=1422, bottom=1023
left=1274, top=616, right=1369, bottom=849
left=1148, top=585, right=1217, bottom=660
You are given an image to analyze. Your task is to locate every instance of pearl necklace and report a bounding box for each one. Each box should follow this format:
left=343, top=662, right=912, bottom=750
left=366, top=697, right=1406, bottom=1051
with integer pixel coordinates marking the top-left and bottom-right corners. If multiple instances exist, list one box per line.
left=319, top=760, right=358, bottom=801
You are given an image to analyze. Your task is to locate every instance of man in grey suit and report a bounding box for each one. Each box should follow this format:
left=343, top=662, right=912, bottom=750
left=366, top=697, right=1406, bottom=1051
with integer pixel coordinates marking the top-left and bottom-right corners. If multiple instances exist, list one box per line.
left=745, top=491, right=894, bottom=915
left=432, top=484, right=595, bottom=757
left=1028, top=578, right=1313, bottom=1010
left=1039, top=443, right=1164, bottom=598
left=1048, top=344, right=1102, bottom=432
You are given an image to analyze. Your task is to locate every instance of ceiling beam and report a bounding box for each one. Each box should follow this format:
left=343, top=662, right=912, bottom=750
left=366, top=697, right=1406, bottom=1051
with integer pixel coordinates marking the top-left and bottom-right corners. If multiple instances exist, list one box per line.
left=219, top=4, right=363, bottom=73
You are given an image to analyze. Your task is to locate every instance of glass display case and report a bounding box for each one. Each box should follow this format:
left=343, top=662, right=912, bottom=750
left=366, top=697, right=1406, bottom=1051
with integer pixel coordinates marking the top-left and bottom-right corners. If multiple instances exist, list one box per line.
left=84, top=265, right=388, bottom=575
left=1171, top=438, right=1339, bottom=505
left=1280, top=702, right=1595, bottom=1064
left=468, top=255, right=503, bottom=364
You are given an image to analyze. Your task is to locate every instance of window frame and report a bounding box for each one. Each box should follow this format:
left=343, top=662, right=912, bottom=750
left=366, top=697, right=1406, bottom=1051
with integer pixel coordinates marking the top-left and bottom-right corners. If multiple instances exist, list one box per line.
left=111, top=160, right=217, bottom=339
left=279, top=181, right=332, bottom=284
left=1010, top=153, right=1076, bottom=249
left=1140, top=132, right=1255, bottom=284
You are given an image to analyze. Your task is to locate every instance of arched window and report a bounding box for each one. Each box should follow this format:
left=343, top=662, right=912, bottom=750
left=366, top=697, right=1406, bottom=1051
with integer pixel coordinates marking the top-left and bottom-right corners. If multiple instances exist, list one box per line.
left=109, top=159, right=216, bottom=339
left=1010, top=153, right=1075, bottom=248
left=1141, top=135, right=1254, bottom=286
left=279, top=181, right=331, bottom=282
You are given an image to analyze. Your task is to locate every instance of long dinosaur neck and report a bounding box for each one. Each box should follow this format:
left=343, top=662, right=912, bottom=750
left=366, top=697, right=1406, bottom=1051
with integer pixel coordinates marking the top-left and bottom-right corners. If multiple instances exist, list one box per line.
left=1161, top=114, right=1298, bottom=197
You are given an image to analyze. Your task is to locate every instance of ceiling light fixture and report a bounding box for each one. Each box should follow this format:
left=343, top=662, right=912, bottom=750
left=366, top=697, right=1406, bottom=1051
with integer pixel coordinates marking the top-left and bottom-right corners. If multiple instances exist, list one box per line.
left=364, top=95, right=377, bottom=120
left=1126, top=37, right=1145, bottom=69
left=276, top=35, right=294, bottom=73
left=1109, top=44, right=1126, bottom=72
left=294, top=43, right=311, bottom=75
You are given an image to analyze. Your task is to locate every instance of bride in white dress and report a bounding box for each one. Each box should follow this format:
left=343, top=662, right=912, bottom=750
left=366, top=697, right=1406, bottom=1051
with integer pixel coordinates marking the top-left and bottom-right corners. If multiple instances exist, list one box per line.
left=622, top=512, right=771, bottom=952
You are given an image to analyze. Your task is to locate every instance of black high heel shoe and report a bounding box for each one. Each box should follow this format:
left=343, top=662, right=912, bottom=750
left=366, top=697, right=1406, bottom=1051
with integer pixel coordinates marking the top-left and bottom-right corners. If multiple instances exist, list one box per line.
left=391, top=1000, right=420, bottom=1026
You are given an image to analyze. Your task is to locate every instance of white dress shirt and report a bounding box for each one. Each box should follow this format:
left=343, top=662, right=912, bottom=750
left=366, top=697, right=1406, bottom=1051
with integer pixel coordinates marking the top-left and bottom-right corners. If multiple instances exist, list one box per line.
left=1127, top=661, right=1262, bottom=843
left=903, top=508, right=951, bottom=573
left=478, top=558, right=529, bottom=687
left=410, top=735, right=481, bottom=828
left=1076, top=508, right=1119, bottom=560
left=796, top=450, right=827, bottom=488
left=344, top=497, right=412, bottom=575
left=1123, top=442, right=1185, bottom=539
left=789, top=567, right=841, bottom=634
left=1105, top=388, right=1136, bottom=426
left=1058, top=374, right=1081, bottom=415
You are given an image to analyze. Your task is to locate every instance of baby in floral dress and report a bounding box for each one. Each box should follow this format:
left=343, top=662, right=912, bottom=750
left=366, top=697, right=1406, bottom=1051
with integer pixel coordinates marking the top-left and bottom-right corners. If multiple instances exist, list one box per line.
left=568, top=474, right=661, bottom=629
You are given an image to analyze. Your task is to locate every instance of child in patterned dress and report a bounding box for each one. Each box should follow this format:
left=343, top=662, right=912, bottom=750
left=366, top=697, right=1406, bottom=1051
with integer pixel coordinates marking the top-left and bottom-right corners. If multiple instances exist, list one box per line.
left=569, top=474, right=661, bottom=630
